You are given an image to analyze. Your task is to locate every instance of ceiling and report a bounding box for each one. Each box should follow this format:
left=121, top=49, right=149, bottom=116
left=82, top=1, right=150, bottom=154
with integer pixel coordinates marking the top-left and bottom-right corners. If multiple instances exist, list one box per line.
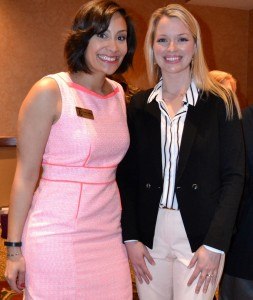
left=186, top=0, right=253, bottom=10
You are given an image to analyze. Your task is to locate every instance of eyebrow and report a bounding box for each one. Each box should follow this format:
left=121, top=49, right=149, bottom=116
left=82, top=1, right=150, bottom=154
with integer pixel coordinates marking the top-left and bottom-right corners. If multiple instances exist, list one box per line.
left=155, top=33, right=190, bottom=37
left=106, top=29, right=127, bottom=33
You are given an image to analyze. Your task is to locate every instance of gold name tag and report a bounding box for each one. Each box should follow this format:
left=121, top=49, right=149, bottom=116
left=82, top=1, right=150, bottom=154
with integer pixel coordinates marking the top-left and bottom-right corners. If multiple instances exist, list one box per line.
left=76, top=107, right=94, bottom=120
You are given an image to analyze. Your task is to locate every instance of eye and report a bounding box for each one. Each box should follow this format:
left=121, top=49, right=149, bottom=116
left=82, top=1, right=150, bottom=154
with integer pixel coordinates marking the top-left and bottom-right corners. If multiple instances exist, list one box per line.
left=97, top=32, right=108, bottom=39
left=117, top=35, right=127, bottom=42
left=178, top=37, right=189, bottom=42
left=156, top=38, right=167, bottom=43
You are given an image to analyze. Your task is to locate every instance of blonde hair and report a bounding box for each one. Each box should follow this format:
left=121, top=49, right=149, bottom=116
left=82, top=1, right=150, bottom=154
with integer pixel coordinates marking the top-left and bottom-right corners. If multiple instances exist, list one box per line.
left=209, top=70, right=237, bottom=93
left=209, top=70, right=241, bottom=117
left=144, top=4, right=241, bottom=119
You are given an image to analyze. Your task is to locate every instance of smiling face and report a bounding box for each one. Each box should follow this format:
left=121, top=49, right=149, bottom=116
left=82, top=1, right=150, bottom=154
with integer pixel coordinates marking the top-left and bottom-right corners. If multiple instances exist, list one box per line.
left=153, top=16, right=196, bottom=78
left=84, top=12, right=128, bottom=76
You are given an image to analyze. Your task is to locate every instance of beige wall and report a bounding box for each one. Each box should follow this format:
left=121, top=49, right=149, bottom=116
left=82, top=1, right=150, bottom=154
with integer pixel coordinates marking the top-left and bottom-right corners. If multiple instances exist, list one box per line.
left=0, top=1, right=252, bottom=206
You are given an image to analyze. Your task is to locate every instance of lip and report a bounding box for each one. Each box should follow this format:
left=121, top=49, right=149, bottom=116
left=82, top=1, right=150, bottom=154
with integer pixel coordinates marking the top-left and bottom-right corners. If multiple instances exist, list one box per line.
left=97, top=54, right=120, bottom=63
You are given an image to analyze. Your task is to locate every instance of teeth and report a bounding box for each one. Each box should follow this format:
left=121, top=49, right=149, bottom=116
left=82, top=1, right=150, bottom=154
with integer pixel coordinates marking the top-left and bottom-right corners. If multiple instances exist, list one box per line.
left=165, top=57, right=180, bottom=62
left=98, top=55, right=117, bottom=62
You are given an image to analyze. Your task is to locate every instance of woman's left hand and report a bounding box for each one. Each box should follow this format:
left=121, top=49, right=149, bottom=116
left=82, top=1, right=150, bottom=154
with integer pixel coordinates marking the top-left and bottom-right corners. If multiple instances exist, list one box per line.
left=187, top=245, right=221, bottom=294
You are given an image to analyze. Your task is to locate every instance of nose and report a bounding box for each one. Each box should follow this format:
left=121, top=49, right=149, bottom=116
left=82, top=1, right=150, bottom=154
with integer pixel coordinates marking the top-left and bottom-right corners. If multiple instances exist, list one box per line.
left=107, top=39, right=119, bottom=52
left=167, top=41, right=177, bottom=52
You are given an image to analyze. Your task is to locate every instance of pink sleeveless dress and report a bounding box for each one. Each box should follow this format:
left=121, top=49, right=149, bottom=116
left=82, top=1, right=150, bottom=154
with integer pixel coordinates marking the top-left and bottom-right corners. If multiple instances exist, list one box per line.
left=21, top=72, right=132, bottom=299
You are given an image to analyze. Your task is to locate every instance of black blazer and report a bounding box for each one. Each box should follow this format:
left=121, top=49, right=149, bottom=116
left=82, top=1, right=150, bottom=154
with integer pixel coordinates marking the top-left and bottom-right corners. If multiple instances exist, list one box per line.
left=224, top=105, right=253, bottom=279
left=117, top=89, right=245, bottom=253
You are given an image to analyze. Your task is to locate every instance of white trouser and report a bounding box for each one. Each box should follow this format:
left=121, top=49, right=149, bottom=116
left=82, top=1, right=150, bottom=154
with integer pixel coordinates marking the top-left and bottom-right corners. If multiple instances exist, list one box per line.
left=136, top=208, right=225, bottom=300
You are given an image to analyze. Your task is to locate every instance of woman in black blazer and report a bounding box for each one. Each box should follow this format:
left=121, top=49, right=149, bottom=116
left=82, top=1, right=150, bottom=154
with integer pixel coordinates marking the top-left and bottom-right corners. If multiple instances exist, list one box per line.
left=117, top=4, right=244, bottom=300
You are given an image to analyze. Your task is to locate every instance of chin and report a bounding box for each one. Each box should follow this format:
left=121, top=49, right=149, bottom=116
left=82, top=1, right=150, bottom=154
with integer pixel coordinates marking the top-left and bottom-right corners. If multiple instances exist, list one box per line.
left=105, top=66, right=120, bottom=75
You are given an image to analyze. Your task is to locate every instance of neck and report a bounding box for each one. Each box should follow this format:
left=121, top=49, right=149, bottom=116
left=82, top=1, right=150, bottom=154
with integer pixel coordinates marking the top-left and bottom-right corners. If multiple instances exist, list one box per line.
left=162, top=70, right=191, bottom=91
left=161, top=72, right=191, bottom=103
left=69, top=72, right=109, bottom=95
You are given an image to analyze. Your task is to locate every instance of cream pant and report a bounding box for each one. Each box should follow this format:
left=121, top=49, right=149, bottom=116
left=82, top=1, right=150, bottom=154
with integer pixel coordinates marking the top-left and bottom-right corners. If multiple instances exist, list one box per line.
left=136, top=208, right=225, bottom=300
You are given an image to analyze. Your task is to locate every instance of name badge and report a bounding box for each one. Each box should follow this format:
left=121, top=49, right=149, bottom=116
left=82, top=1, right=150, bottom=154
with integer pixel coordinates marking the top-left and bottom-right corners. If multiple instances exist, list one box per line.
left=76, top=107, right=94, bottom=120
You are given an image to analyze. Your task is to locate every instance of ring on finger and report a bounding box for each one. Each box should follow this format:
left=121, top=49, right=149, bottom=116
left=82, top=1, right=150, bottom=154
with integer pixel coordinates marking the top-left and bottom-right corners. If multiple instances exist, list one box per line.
left=206, top=274, right=213, bottom=277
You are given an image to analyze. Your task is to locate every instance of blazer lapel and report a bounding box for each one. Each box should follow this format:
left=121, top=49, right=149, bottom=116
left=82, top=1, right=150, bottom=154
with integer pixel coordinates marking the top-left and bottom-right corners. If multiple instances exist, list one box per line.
left=176, top=94, right=207, bottom=182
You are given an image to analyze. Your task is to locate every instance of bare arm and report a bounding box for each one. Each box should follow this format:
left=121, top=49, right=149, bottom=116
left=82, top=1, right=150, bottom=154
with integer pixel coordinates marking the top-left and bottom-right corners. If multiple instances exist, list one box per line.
left=5, top=77, right=61, bottom=292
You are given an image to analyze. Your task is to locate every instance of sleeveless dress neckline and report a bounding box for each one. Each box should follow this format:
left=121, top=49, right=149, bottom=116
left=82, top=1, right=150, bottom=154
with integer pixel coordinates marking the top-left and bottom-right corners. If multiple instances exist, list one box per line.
left=64, top=72, right=119, bottom=99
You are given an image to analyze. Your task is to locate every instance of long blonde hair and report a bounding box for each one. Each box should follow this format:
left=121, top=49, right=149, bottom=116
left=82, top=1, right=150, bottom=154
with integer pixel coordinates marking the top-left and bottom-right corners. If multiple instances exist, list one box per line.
left=144, top=4, right=241, bottom=119
left=209, top=70, right=237, bottom=93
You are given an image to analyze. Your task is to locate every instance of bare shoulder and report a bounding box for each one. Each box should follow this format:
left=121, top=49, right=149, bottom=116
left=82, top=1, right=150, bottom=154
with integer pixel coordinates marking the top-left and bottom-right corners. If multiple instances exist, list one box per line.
left=24, top=77, right=60, bottom=106
left=17, top=77, right=62, bottom=154
left=20, top=77, right=61, bottom=121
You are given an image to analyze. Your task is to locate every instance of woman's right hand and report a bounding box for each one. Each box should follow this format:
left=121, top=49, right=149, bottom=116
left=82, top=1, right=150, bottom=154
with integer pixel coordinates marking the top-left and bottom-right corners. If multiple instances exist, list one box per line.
left=125, top=241, right=155, bottom=284
left=5, top=254, right=26, bottom=293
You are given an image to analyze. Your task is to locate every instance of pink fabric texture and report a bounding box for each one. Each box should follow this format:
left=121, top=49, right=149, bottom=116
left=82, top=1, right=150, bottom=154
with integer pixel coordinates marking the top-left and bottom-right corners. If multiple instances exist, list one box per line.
left=22, top=72, right=132, bottom=299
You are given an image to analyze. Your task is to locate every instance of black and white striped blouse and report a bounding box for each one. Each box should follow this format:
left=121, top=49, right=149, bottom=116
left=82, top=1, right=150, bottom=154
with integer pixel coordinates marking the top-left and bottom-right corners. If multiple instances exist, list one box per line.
left=147, top=80, right=199, bottom=209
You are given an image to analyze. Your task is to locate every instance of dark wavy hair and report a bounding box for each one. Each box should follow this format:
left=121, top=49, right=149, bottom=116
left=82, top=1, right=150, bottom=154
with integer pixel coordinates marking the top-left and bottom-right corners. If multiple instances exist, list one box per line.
left=64, top=0, right=136, bottom=74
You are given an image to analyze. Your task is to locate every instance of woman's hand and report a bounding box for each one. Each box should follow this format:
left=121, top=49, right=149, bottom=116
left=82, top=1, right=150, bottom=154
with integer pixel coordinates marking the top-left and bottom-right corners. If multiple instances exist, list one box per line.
left=187, top=245, right=221, bottom=294
left=5, top=254, right=26, bottom=293
left=125, top=241, right=155, bottom=284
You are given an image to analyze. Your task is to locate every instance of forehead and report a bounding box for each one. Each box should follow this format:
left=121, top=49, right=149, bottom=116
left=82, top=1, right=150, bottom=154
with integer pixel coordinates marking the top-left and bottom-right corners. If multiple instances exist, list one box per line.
left=107, top=12, right=127, bottom=30
left=155, top=16, right=190, bottom=35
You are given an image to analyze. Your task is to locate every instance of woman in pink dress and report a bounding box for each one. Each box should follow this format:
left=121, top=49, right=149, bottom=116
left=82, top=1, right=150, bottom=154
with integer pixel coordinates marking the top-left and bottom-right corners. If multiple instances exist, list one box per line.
left=4, top=1, right=136, bottom=299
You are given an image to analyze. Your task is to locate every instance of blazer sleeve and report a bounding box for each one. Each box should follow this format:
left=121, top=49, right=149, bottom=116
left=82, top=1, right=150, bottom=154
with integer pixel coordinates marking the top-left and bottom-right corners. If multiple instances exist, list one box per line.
left=117, top=92, right=147, bottom=241
left=203, top=98, right=245, bottom=252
